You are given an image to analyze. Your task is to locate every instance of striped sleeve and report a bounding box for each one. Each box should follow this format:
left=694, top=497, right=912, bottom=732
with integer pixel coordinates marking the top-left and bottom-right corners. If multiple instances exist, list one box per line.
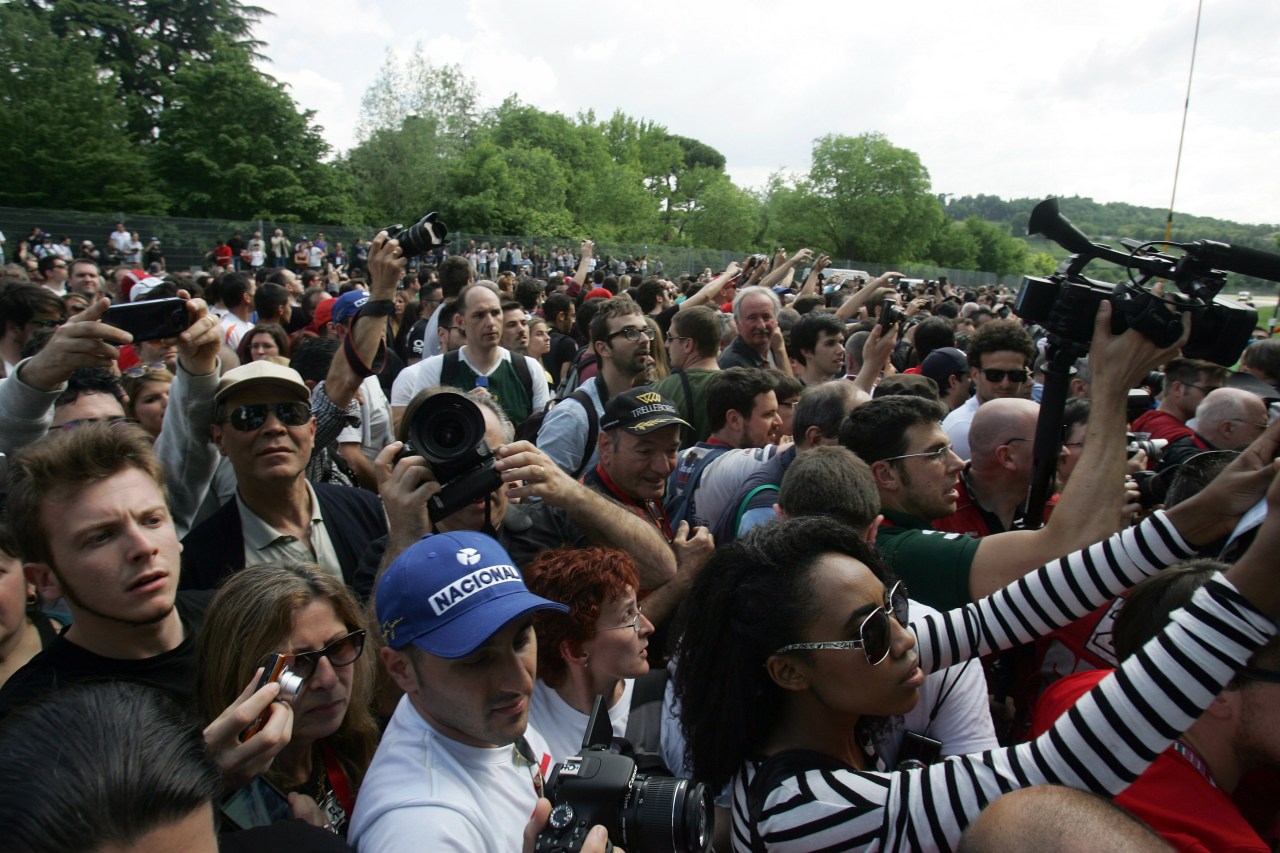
left=911, top=511, right=1193, bottom=674
left=737, top=576, right=1275, bottom=852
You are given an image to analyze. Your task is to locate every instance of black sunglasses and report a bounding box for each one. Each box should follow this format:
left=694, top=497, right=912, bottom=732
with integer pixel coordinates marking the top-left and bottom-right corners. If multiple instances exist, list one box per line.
left=285, top=629, right=367, bottom=680
left=980, top=368, right=1030, bottom=384
left=774, top=581, right=910, bottom=665
left=225, top=401, right=311, bottom=432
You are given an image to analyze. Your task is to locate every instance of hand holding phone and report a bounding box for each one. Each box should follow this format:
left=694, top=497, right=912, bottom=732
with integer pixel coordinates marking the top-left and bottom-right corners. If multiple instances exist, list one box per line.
left=103, top=297, right=191, bottom=342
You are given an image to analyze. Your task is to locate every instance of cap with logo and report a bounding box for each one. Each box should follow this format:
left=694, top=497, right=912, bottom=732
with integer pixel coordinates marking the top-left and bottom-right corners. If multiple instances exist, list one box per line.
left=331, top=289, right=369, bottom=325
left=376, top=531, right=566, bottom=658
left=213, top=360, right=311, bottom=408
left=600, top=387, right=690, bottom=435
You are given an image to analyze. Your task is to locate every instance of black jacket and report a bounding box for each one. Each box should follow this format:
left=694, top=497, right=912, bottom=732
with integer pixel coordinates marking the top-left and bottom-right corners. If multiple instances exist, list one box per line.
left=180, top=483, right=387, bottom=591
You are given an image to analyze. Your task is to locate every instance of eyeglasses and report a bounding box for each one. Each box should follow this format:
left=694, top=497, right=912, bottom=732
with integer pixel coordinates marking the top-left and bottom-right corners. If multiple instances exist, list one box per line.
left=602, top=605, right=645, bottom=635
left=666, top=335, right=691, bottom=343
left=1228, top=418, right=1269, bottom=432
left=607, top=325, right=656, bottom=343
left=881, top=445, right=955, bottom=465
left=1002, top=437, right=1033, bottom=446
left=280, top=629, right=367, bottom=680
left=980, top=368, right=1030, bottom=384
left=224, top=401, right=311, bottom=431
left=1184, top=384, right=1221, bottom=395
left=774, top=581, right=910, bottom=665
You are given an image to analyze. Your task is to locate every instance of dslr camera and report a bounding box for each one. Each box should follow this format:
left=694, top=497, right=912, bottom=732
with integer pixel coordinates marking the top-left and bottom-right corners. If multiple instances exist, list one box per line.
left=536, top=696, right=711, bottom=853
left=398, top=390, right=502, bottom=522
left=381, top=212, right=449, bottom=257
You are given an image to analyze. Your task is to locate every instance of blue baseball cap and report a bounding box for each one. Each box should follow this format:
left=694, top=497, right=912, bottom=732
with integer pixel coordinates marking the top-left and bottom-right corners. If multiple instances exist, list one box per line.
left=376, top=531, right=567, bottom=658
left=331, top=290, right=369, bottom=325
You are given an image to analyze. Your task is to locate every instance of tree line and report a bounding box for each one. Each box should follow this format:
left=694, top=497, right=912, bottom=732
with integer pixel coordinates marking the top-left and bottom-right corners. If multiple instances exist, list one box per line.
left=2, top=0, right=1275, bottom=285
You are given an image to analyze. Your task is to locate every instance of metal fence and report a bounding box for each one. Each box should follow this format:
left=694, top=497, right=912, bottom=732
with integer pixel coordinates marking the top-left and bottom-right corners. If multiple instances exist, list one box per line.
left=0, top=205, right=1023, bottom=288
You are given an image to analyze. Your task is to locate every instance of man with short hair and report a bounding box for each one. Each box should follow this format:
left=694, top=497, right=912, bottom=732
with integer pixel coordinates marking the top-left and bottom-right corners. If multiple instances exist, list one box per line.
left=50, top=367, right=128, bottom=428
left=500, top=299, right=529, bottom=355
left=920, top=347, right=971, bottom=412
left=541, top=292, right=578, bottom=388
left=252, top=282, right=292, bottom=329
left=391, top=283, right=549, bottom=429
left=36, top=255, right=68, bottom=294
left=217, top=272, right=256, bottom=349
left=66, top=258, right=102, bottom=298
left=718, top=285, right=792, bottom=373
left=353, top=532, right=570, bottom=852
left=1158, top=387, right=1270, bottom=472
left=654, top=304, right=722, bottom=447
left=789, top=311, right=846, bottom=386
left=1131, top=356, right=1229, bottom=443
left=537, top=299, right=654, bottom=478
left=0, top=283, right=63, bottom=377
left=942, top=319, right=1037, bottom=459
left=413, top=254, right=472, bottom=361
left=665, top=367, right=781, bottom=528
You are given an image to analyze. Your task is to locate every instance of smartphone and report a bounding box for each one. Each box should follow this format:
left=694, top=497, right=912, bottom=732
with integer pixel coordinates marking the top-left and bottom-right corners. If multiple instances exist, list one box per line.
left=219, top=777, right=293, bottom=830
left=103, top=298, right=190, bottom=342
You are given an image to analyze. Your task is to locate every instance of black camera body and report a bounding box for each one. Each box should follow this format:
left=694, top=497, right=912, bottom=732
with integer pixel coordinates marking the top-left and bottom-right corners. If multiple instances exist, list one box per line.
left=1014, top=198, right=1264, bottom=366
left=381, top=212, right=448, bottom=257
left=103, top=297, right=191, bottom=342
left=536, top=697, right=711, bottom=853
left=398, top=390, right=502, bottom=521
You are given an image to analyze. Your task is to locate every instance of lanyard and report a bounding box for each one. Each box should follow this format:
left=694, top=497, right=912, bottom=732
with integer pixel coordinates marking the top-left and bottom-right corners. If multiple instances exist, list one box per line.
left=321, top=743, right=357, bottom=816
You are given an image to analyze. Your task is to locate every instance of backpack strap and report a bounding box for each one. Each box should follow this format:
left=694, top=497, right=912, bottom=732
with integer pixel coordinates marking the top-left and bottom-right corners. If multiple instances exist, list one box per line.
left=440, top=349, right=461, bottom=386
left=664, top=444, right=733, bottom=528
left=734, top=484, right=781, bottom=539
left=674, top=368, right=695, bottom=448
left=746, top=750, right=854, bottom=853
left=568, top=390, right=599, bottom=480
left=509, top=351, right=534, bottom=407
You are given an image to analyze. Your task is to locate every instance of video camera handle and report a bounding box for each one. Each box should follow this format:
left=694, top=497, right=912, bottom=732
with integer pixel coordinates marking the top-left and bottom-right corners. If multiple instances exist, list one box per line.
left=1029, top=198, right=1280, bottom=288
left=1018, top=340, right=1085, bottom=529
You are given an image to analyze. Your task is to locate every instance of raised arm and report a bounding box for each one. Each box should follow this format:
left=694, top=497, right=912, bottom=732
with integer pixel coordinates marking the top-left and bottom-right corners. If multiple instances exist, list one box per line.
left=678, top=262, right=741, bottom=312
left=758, top=248, right=812, bottom=290
left=572, top=240, right=594, bottom=290
left=967, top=302, right=1189, bottom=600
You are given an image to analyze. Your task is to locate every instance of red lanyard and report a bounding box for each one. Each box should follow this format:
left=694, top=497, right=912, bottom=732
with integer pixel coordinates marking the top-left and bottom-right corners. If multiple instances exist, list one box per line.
left=322, top=743, right=356, bottom=815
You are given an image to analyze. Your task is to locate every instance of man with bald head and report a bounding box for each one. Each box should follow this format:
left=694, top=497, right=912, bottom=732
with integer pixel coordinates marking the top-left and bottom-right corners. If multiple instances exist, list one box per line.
left=1158, top=387, right=1270, bottom=472
left=934, top=398, right=1047, bottom=535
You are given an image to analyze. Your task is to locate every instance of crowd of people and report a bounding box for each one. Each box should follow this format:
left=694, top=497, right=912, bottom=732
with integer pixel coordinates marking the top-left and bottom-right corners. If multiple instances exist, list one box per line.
left=2, top=226, right=1280, bottom=853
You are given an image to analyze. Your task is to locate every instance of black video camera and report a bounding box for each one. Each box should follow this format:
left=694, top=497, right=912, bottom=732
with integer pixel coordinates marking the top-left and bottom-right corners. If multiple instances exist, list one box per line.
left=1013, top=198, right=1272, bottom=365
left=398, top=390, right=501, bottom=522
left=380, top=212, right=448, bottom=257
left=535, top=696, right=711, bottom=853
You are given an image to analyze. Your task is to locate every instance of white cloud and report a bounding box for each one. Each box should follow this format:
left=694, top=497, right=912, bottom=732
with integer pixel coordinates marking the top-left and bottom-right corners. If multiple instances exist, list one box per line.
left=250, top=0, right=1280, bottom=225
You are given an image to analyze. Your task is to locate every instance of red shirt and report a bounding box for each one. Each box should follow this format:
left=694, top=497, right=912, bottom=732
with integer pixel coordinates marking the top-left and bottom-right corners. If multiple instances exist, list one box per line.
left=1131, top=408, right=1194, bottom=444
left=212, top=244, right=233, bottom=268
left=1031, top=670, right=1269, bottom=853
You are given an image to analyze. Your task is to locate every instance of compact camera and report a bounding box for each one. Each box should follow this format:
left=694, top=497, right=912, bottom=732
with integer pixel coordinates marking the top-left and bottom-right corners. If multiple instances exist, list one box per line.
left=535, top=696, right=711, bottom=853
left=240, top=652, right=307, bottom=740
left=399, top=390, right=503, bottom=522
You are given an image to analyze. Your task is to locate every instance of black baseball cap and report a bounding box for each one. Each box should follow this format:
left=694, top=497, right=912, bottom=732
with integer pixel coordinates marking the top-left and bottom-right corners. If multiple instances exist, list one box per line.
left=600, top=387, right=689, bottom=435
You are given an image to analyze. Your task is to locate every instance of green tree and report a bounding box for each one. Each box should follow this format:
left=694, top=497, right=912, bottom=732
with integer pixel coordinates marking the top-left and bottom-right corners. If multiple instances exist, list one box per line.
left=31, top=0, right=268, bottom=141
left=344, top=115, right=448, bottom=226
left=961, top=217, right=1029, bottom=276
left=804, top=133, right=944, bottom=263
left=0, top=4, right=166, bottom=212
left=151, top=49, right=347, bottom=221
left=357, top=50, right=479, bottom=153
left=683, top=175, right=761, bottom=251
left=926, top=220, right=980, bottom=269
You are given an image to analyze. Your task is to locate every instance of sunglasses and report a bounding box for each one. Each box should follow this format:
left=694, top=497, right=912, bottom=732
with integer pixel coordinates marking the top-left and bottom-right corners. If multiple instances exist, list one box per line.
left=774, top=581, right=910, bottom=665
left=276, top=629, right=367, bottom=681
left=224, top=401, right=311, bottom=431
left=980, top=368, right=1030, bottom=384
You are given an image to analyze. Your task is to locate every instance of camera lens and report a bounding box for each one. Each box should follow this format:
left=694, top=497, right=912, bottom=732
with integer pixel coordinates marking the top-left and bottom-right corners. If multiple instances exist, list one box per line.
left=276, top=670, right=305, bottom=704
left=628, top=776, right=710, bottom=853
left=409, top=393, right=485, bottom=465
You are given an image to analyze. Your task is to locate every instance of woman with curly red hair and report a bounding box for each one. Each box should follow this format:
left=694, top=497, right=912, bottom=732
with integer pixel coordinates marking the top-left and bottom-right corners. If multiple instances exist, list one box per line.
left=525, top=546, right=662, bottom=764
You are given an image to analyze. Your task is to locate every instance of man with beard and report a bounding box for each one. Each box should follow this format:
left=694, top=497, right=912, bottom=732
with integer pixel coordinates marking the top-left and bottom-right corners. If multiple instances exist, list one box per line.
left=537, top=299, right=655, bottom=478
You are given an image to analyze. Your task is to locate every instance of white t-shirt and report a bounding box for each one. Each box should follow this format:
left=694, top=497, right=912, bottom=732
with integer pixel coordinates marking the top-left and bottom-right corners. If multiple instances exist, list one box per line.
left=220, top=313, right=254, bottom=349
left=109, top=229, right=132, bottom=254
left=942, top=395, right=980, bottom=461
left=390, top=346, right=550, bottom=416
left=350, top=696, right=553, bottom=853
left=338, top=375, right=393, bottom=463
left=528, top=678, right=635, bottom=765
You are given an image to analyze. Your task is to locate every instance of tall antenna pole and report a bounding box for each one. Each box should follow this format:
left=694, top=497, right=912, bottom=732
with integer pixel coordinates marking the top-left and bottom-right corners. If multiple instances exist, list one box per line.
left=1167, top=0, right=1205, bottom=242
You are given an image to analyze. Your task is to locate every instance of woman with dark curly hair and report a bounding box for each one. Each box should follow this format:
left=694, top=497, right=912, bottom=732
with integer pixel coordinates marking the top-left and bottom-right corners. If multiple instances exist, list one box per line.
left=524, top=546, right=662, bottom=765
left=236, top=322, right=291, bottom=363
left=673, top=500, right=1280, bottom=851
left=195, top=562, right=379, bottom=836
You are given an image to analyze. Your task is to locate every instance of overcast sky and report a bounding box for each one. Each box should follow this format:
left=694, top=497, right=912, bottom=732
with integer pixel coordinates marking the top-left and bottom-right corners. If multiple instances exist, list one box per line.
left=254, top=0, right=1278, bottom=228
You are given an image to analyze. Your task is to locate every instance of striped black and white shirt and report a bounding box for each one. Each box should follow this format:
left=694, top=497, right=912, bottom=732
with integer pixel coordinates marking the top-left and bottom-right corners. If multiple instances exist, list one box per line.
left=731, top=512, right=1276, bottom=852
